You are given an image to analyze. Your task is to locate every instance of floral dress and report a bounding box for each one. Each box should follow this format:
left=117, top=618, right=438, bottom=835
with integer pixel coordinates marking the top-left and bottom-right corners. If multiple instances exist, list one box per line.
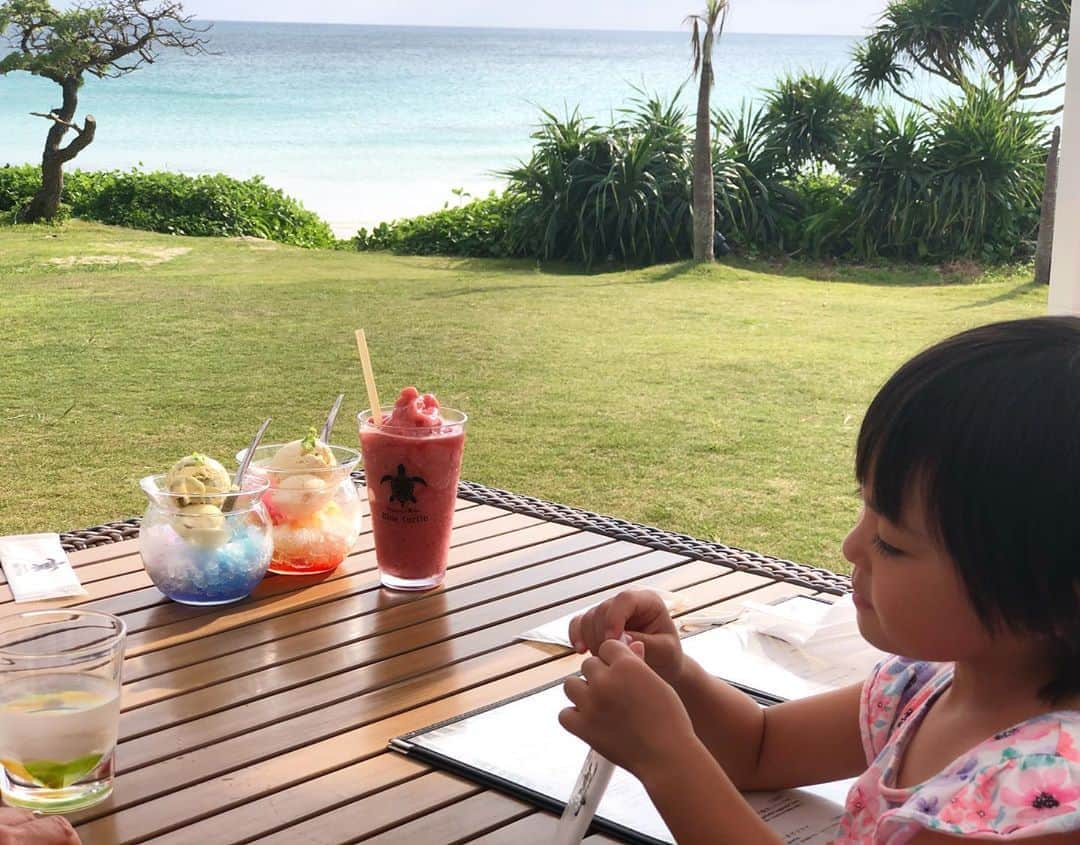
left=833, top=656, right=1080, bottom=843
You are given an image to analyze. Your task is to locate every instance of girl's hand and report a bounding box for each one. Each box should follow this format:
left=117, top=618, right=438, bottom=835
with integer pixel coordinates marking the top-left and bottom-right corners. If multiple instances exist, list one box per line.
left=568, top=589, right=685, bottom=685
left=559, top=639, right=697, bottom=777
left=0, top=809, right=80, bottom=845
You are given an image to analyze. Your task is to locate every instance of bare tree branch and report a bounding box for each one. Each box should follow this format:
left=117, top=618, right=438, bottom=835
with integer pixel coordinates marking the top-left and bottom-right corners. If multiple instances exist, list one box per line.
left=1018, top=81, right=1067, bottom=100
left=884, top=79, right=936, bottom=114
left=30, top=110, right=87, bottom=134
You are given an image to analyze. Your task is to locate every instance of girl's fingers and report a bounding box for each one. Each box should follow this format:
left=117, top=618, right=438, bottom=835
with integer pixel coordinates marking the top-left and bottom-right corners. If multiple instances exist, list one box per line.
left=585, top=603, right=608, bottom=651
left=564, top=676, right=589, bottom=707
left=598, top=637, right=633, bottom=664
left=558, top=705, right=585, bottom=739
left=604, top=591, right=639, bottom=640
left=568, top=614, right=585, bottom=652
left=0, top=808, right=36, bottom=826
left=5, top=815, right=81, bottom=845
left=27, top=815, right=81, bottom=845
left=580, top=656, right=604, bottom=682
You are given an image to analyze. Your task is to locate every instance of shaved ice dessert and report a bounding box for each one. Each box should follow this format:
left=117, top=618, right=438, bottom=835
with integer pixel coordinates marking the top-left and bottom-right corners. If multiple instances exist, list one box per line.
left=138, top=453, right=273, bottom=605
left=242, top=428, right=363, bottom=575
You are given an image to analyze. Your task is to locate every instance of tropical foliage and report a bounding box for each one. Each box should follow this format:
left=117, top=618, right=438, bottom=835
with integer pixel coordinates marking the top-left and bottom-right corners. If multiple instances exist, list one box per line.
left=851, top=0, right=1069, bottom=115
left=712, top=103, right=802, bottom=253
left=834, top=91, right=1046, bottom=260
left=760, top=73, right=875, bottom=174
left=354, top=77, right=1047, bottom=265
left=501, top=97, right=697, bottom=267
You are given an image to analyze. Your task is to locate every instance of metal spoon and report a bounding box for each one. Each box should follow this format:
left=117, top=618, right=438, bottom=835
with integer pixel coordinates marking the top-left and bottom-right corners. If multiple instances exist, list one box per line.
left=319, top=394, right=345, bottom=443
left=224, top=417, right=272, bottom=512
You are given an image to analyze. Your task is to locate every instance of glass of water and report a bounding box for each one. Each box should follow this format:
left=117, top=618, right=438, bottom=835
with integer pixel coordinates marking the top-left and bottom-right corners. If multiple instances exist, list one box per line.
left=0, top=610, right=125, bottom=813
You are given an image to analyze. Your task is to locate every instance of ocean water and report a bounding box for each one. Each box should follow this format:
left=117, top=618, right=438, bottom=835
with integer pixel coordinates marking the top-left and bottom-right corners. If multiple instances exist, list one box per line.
left=1, top=22, right=935, bottom=236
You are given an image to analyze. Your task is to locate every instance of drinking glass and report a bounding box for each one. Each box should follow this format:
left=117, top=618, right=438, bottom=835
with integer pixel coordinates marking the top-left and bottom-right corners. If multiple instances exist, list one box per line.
left=0, top=610, right=125, bottom=813
left=358, top=406, right=467, bottom=590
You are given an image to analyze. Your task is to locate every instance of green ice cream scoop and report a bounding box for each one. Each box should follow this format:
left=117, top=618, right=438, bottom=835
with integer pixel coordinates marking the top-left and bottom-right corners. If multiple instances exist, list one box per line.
left=165, top=452, right=232, bottom=507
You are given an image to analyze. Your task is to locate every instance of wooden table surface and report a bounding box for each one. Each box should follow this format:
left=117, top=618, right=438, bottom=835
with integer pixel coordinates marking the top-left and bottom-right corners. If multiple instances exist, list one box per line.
left=4, top=496, right=815, bottom=844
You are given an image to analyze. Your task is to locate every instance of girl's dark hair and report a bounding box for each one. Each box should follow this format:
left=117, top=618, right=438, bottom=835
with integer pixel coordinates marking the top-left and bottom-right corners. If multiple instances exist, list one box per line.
left=856, top=316, right=1080, bottom=703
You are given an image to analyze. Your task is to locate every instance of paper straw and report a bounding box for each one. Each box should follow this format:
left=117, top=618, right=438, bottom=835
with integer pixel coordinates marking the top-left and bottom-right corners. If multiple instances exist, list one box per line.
left=354, top=329, right=383, bottom=426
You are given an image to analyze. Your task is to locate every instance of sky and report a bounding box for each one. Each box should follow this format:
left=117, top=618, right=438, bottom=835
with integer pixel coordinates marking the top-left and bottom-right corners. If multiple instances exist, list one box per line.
left=105, top=1, right=892, bottom=37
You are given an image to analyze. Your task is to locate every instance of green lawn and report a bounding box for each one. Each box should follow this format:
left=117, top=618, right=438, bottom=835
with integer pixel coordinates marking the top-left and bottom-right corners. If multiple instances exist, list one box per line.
left=0, top=221, right=1047, bottom=571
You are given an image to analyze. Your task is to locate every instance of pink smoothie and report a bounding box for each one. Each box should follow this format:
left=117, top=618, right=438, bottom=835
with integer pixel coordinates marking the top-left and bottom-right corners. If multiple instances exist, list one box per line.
left=359, top=387, right=467, bottom=590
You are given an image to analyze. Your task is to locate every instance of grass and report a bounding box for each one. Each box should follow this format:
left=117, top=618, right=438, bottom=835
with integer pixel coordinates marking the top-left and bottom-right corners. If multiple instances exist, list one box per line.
left=0, top=221, right=1048, bottom=571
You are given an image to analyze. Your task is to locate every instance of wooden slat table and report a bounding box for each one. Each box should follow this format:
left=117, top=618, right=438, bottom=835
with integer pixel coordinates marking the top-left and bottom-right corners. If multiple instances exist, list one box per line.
left=6, top=489, right=848, bottom=844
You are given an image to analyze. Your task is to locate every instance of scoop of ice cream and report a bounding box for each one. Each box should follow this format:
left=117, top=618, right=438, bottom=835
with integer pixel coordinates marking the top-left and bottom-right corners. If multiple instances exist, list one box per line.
left=386, top=386, right=443, bottom=428
left=268, top=427, right=338, bottom=473
left=264, top=428, right=340, bottom=520
left=166, top=453, right=232, bottom=507
left=172, top=503, right=229, bottom=547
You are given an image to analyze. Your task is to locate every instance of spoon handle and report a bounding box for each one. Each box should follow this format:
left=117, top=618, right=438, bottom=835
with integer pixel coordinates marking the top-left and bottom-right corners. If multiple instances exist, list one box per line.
left=233, top=417, right=273, bottom=493
left=320, top=394, right=346, bottom=443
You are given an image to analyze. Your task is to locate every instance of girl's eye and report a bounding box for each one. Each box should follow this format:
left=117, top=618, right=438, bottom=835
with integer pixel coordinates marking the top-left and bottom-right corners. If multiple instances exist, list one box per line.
left=872, top=535, right=903, bottom=557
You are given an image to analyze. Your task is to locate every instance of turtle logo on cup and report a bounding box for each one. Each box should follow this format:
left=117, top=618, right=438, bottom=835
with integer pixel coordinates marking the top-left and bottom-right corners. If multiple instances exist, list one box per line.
left=381, top=464, right=428, bottom=506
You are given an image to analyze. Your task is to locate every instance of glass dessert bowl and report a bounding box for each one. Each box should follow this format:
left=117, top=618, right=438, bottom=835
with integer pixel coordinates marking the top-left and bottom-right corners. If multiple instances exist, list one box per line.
left=138, top=472, right=273, bottom=605
left=239, top=436, right=363, bottom=575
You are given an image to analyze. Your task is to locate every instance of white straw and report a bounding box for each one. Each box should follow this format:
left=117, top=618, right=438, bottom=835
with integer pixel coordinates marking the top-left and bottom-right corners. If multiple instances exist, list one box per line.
left=554, top=749, right=616, bottom=845
left=555, top=633, right=635, bottom=843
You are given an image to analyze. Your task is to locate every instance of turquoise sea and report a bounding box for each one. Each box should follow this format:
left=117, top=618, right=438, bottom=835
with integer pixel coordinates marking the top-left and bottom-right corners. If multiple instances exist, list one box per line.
left=1, top=22, right=940, bottom=236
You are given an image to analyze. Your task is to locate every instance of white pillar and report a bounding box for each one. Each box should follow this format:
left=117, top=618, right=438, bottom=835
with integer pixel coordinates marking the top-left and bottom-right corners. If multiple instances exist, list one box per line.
left=1048, top=0, right=1080, bottom=315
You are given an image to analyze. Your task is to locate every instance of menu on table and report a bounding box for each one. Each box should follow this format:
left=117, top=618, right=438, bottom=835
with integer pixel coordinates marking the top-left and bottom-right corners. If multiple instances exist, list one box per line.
left=392, top=595, right=869, bottom=844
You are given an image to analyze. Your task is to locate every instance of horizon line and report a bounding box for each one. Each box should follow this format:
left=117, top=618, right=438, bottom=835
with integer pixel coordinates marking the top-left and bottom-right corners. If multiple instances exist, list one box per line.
left=202, top=18, right=867, bottom=38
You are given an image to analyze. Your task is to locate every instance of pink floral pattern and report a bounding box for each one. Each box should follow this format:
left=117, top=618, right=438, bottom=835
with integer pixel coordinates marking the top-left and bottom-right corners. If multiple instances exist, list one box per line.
left=999, top=766, right=1080, bottom=825
left=832, top=656, right=1080, bottom=843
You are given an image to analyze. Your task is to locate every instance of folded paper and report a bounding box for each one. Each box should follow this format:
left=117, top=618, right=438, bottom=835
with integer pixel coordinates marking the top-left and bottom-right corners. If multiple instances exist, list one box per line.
left=0, top=534, right=86, bottom=602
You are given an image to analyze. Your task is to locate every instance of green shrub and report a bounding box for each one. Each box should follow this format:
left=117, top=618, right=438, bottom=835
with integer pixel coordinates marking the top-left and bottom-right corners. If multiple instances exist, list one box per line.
left=354, top=192, right=519, bottom=257
left=0, top=165, right=335, bottom=248
left=503, top=95, right=695, bottom=267
left=791, top=171, right=853, bottom=256
left=761, top=73, right=875, bottom=175
left=843, top=109, right=933, bottom=259
left=924, top=90, right=1044, bottom=260
left=839, top=93, right=1045, bottom=261
left=0, top=164, right=43, bottom=212
left=712, top=103, right=802, bottom=254
left=500, top=107, right=606, bottom=263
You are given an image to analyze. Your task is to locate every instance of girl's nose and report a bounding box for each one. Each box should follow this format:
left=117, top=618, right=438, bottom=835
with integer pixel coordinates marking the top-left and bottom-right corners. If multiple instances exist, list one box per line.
left=842, top=507, right=872, bottom=570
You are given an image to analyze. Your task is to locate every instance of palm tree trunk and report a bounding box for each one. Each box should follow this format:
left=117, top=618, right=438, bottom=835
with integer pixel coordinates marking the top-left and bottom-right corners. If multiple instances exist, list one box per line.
left=692, top=31, right=716, bottom=262
left=1035, top=125, right=1060, bottom=286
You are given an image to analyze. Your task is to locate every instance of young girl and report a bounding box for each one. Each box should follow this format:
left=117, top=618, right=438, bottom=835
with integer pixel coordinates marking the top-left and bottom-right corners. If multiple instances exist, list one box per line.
left=562, top=316, right=1080, bottom=844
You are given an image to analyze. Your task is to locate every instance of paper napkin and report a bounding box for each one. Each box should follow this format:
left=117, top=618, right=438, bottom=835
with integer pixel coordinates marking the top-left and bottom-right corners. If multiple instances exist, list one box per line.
left=0, top=533, right=87, bottom=602
left=518, top=590, right=688, bottom=648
